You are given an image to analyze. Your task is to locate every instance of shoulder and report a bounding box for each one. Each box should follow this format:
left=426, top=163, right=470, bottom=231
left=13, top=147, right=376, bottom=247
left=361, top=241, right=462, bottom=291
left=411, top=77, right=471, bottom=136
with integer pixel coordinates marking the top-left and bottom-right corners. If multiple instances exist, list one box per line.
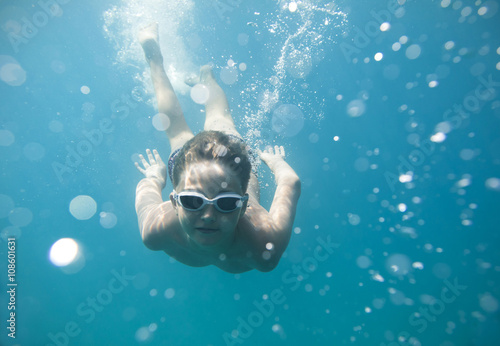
left=238, top=202, right=274, bottom=234
left=235, top=205, right=283, bottom=272
left=141, top=201, right=185, bottom=251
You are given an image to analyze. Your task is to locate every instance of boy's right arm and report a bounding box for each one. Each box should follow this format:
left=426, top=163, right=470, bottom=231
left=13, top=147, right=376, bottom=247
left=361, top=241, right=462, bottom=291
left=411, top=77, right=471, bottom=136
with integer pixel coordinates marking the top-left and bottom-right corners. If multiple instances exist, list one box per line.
left=135, top=178, right=174, bottom=250
left=135, top=149, right=176, bottom=250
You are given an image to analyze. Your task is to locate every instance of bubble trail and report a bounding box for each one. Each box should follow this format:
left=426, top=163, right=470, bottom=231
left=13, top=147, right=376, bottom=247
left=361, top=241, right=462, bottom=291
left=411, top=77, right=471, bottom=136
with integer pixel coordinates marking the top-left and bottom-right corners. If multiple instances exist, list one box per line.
left=242, top=2, right=347, bottom=146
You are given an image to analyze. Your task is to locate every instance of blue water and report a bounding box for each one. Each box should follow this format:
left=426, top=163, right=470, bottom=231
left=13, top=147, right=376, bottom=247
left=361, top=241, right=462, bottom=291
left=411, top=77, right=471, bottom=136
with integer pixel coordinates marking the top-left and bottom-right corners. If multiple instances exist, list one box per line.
left=1, top=0, right=500, bottom=345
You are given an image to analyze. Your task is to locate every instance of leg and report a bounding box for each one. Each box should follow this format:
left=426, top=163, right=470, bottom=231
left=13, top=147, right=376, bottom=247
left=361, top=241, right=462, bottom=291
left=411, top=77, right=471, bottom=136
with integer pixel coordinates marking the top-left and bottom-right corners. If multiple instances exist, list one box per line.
left=185, top=65, right=242, bottom=138
left=186, top=66, right=260, bottom=201
left=139, top=23, right=194, bottom=154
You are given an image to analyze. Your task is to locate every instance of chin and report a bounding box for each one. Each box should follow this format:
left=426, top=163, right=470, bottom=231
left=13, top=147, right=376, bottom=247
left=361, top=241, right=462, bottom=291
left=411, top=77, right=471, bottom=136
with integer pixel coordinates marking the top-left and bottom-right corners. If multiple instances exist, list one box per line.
left=193, top=232, right=231, bottom=249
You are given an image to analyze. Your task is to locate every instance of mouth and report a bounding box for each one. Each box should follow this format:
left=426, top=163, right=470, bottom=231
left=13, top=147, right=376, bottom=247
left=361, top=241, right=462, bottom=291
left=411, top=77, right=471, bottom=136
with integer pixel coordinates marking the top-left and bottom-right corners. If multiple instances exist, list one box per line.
left=196, top=228, right=219, bottom=234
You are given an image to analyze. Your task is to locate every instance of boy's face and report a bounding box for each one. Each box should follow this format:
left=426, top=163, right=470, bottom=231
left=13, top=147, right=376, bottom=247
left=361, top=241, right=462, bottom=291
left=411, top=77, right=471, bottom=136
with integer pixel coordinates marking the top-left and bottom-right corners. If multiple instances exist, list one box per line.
left=170, top=161, right=247, bottom=251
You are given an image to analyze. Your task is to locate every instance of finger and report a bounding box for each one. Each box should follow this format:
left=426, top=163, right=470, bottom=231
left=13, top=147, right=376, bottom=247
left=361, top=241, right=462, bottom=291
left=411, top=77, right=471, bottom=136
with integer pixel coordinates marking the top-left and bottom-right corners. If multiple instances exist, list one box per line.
left=279, top=146, right=285, bottom=157
left=135, top=162, right=145, bottom=174
left=146, top=149, right=156, bottom=164
left=139, top=154, right=150, bottom=169
left=153, top=149, right=163, bottom=164
left=274, top=145, right=280, bottom=155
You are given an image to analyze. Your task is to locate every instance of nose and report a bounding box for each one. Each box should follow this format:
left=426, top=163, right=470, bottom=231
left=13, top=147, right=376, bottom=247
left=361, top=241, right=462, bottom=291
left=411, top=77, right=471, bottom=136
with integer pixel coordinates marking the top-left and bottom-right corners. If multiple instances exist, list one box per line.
left=201, top=204, right=217, bottom=223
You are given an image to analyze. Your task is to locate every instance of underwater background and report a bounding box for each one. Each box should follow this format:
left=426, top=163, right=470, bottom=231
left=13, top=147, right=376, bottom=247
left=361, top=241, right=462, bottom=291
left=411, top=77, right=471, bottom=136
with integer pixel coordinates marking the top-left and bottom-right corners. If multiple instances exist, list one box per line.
left=1, top=0, right=500, bottom=345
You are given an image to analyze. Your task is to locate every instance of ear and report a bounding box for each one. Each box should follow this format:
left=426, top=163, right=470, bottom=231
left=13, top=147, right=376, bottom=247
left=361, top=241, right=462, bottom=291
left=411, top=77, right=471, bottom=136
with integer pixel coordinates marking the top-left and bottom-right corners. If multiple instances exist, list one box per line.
left=169, top=192, right=177, bottom=209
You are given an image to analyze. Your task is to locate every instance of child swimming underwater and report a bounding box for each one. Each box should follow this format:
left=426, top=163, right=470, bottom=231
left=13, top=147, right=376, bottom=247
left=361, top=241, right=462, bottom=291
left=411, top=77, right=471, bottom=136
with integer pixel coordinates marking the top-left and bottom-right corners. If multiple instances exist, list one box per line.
left=134, top=23, right=301, bottom=273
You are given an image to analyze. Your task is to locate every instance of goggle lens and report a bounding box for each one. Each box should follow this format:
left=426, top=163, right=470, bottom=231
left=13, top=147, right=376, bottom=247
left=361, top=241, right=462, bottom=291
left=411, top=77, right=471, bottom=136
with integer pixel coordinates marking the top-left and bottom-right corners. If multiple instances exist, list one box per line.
left=176, top=192, right=247, bottom=213
left=180, top=195, right=204, bottom=210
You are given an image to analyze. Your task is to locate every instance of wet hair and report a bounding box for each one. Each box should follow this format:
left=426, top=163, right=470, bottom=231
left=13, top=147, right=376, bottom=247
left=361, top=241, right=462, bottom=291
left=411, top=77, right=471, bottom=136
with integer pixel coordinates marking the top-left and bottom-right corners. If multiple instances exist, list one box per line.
left=172, top=131, right=252, bottom=193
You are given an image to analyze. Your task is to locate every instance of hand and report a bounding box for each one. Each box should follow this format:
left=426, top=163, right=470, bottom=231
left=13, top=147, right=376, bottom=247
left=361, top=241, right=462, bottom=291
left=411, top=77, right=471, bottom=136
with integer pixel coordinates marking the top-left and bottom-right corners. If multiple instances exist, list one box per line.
left=258, top=145, right=286, bottom=172
left=135, top=149, right=167, bottom=189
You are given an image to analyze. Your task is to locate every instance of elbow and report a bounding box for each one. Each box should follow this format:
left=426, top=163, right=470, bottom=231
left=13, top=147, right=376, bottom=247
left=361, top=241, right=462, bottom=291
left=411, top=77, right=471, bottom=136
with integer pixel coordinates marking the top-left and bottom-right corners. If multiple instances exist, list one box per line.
left=257, top=263, right=277, bottom=273
left=293, top=177, right=301, bottom=196
left=257, top=261, right=278, bottom=272
left=256, top=251, right=283, bottom=272
left=141, top=227, right=163, bottom=251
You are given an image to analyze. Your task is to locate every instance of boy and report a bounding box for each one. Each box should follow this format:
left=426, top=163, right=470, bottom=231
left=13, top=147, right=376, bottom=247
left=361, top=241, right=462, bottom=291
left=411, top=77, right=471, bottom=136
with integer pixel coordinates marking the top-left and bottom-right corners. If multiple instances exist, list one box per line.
left=134, top=24, right=300, bottom=273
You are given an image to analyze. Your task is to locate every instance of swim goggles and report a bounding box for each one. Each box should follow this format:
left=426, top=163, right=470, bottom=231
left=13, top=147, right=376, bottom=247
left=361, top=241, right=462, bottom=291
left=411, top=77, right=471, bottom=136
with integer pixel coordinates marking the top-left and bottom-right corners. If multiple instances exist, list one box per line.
left=173, top=191, right=248, bottom=213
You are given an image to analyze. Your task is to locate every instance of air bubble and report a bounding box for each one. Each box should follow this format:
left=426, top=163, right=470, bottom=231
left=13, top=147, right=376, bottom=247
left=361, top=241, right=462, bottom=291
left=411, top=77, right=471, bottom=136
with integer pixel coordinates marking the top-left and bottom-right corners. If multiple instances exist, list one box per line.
left=100, top=212, right=118, bottom=229
left=23, top=142, right=45, bottom=161
left=9, top=207, right=33, bottom=227
left=347, top=99, right=366, bottom=117
left=354, top=157, right=369, bottom=172
left=190, top=84, right=209, bottom=104
left=356, top=256, right=372, bottom=269
left=348, top=213, right=361, bottom=226
left=135, top=327, right=151, bottom=342
left=406, top=44, right=422, bottom=60
left=479, top=293, right=499, bottom=313
left=271, top=104, right=304, bottom=137
left=0, top=130, right=15, bottom=146
left=69, top=195, right=97, bottom=220
left=152, top=113, right=170, bottom=131
left=220, top=66, right=238, bottom=85
left=485, top=177, right=500, bottom=191
left=51, top=60, right=66, bottom=74
left=49, top=238, right=80, bottom=267
left=460, top=149, right=475, bottom=160
left=237, top=33, right=249, bottom=46
left=164, top=288, right=175, bottom=299
left=380, top=22, right=391, bottom=31
left=386, top=254, right=411, bottom=276
left=0, top=56, right=27, bottom=87
left=431, top=132, right=446, bottom=143
left=49, top=120, right=64, bottom=133
left=1, top=226, right=21, bottom=241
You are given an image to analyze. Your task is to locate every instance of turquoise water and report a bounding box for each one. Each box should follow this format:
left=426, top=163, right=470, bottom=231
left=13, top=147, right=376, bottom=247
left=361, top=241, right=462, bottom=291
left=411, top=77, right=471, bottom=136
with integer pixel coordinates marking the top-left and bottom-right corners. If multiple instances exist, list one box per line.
left=1, top=0, right=500, bottom=345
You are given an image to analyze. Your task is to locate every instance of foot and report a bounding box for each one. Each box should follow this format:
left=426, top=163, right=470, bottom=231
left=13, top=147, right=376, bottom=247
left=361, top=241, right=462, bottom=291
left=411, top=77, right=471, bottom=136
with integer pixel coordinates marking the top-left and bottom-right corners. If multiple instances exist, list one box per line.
left=138, top=23, right=163, bottom=63
left=185, top=65, right=216, bottom=86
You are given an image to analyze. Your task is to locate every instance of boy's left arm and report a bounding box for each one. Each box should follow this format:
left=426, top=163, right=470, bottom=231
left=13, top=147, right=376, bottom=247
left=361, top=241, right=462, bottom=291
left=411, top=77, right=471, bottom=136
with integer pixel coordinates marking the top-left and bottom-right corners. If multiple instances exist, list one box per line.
left=256, top=146, right=301, bottom=271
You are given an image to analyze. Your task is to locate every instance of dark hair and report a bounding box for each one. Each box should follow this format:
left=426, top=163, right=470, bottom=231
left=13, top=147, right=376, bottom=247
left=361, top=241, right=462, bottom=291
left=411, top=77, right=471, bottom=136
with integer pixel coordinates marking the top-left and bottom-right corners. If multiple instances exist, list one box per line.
left=172, top=131, right=252, bottom=193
